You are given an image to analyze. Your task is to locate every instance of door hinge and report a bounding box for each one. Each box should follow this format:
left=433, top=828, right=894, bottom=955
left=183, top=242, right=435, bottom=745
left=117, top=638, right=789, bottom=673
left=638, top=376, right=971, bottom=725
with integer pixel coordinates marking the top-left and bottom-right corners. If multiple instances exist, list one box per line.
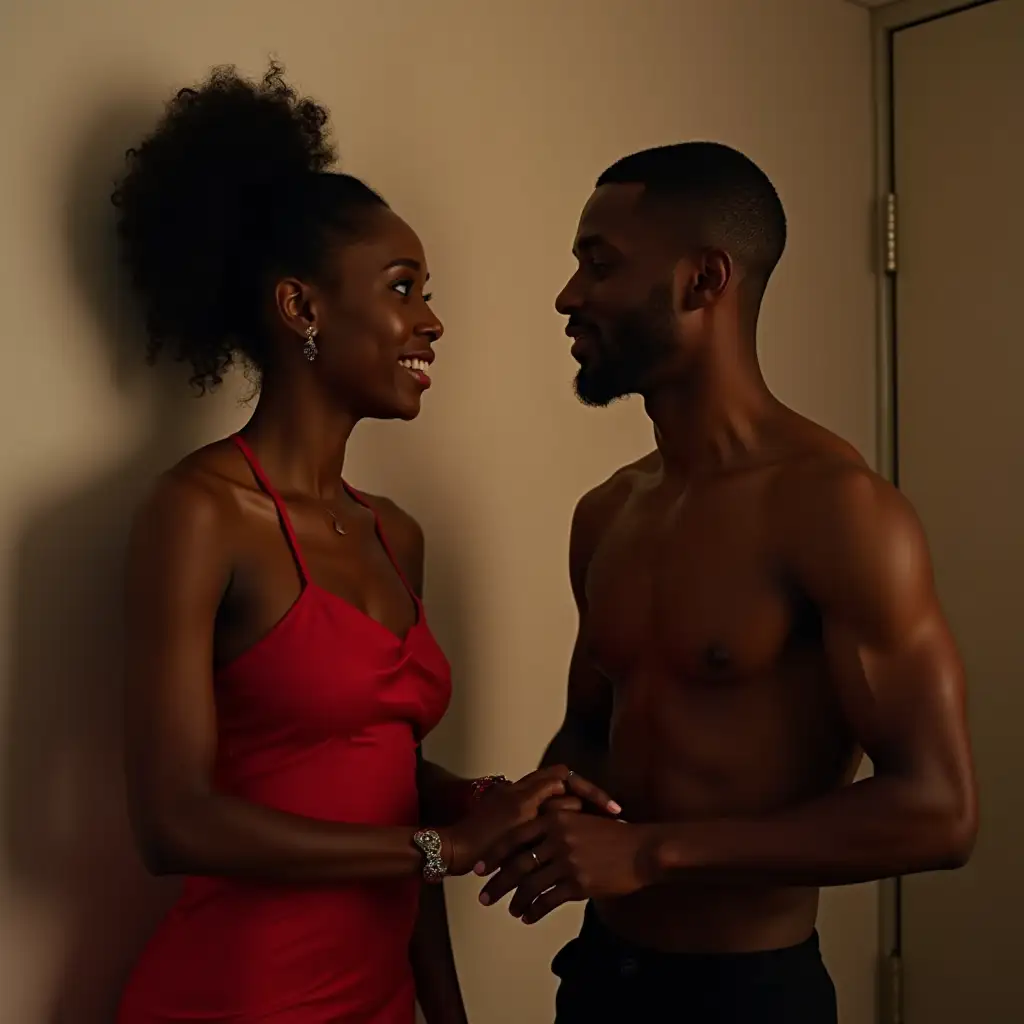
left=880, top=952, right=904, bottom=1024
left=884, top=192, right=898, bottom=275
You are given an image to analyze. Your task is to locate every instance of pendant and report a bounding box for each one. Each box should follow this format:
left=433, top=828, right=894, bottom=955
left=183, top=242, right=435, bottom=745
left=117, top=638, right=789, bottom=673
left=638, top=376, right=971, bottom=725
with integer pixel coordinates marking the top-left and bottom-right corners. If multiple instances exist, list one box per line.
left=326, top=509, right=347, bottom=536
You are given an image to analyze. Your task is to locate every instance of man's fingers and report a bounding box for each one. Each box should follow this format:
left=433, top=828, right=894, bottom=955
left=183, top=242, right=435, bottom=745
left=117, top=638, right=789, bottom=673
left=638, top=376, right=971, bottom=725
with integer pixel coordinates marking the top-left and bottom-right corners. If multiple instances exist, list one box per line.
left=508, top=859, right=563, bottom=919
left=478, top=862, right=521, bottom=906
left=519, top=776, right=567, bottom=809
left=565, top=772, right=621, bottom=816
left=479, top=844, right=553, bottom=909
left=521, top=882, right=580, bottom=924
left=474, top=818, right=542, bottom=877
left=541, top=795, right=583, bottom=814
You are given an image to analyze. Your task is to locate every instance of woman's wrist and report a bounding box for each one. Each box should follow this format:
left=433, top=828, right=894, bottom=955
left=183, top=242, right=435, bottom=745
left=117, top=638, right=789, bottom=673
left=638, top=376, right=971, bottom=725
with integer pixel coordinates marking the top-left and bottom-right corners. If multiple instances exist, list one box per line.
left=417, top=762, right=507, bottom=826
left=439, top=773, right=511, bottom=824
left=466, top=773, right=509, bottom=806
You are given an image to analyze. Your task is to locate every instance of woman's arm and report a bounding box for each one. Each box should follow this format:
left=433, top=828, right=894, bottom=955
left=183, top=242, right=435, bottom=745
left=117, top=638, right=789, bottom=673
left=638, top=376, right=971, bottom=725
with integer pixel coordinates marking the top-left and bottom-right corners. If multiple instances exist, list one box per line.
left=419, top=759, right=513, bottom=826
left=410, top=750, right=469, bottom=1024
left=410, top=883, right=468, bottom=1024
left=124, top=471, right=566, bottom=883
left=125, top=470, right=426, bottom=881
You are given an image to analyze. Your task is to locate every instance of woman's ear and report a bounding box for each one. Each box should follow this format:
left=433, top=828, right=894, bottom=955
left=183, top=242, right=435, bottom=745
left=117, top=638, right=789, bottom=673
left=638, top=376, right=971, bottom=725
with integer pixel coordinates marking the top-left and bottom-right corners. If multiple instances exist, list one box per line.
left=274, top=276, right=316, bottom=339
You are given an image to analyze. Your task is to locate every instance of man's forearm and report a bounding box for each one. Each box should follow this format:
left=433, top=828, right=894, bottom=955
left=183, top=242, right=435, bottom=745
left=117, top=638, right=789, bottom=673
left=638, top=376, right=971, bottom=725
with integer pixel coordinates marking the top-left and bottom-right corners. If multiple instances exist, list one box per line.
left=410, top=883, right=467, bottom=1024
left=650, top=773, right=976, bottom=888
left=540, top=724, right=607, bottom=787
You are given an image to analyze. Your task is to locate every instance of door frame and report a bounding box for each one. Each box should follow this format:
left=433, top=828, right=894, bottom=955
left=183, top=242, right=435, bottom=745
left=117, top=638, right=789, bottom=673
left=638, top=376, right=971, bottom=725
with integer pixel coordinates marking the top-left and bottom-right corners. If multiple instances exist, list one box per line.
left=869, top=0, right=1003, bottom=1002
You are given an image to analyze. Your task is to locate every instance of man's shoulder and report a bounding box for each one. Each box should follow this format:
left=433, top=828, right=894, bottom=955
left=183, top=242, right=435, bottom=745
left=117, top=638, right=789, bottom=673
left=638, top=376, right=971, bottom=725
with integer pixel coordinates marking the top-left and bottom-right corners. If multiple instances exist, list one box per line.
left=574, top=451, right=659, bottom=534
left=770, top=436, right=890, bottom=521
left=763, top=408, right=872, bottom=501
left=767, top=424, right=921, bottom=575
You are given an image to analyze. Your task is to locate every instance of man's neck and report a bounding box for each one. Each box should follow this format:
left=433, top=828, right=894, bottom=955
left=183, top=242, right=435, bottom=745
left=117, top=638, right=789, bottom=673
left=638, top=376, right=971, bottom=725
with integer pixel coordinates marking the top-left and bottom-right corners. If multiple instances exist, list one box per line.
left=645, top=344, right=779, bottom=478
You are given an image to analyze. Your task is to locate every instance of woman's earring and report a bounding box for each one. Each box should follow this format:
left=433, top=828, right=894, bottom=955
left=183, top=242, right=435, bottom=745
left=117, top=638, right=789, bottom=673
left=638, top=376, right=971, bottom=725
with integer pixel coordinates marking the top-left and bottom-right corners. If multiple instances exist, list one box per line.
left=303, top=325, right=318, bottom=362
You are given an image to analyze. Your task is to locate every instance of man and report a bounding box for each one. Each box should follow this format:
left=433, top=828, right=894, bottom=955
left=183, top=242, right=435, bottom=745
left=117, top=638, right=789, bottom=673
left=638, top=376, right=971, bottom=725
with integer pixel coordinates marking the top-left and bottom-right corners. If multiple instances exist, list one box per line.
left=475, top=143, right=977, bottom=1023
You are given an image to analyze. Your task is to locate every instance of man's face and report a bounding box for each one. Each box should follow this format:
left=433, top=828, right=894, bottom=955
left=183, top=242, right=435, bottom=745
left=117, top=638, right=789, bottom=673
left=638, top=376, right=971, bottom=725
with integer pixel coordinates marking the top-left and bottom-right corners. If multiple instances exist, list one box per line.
left=555, top=183, right=684, bottom=407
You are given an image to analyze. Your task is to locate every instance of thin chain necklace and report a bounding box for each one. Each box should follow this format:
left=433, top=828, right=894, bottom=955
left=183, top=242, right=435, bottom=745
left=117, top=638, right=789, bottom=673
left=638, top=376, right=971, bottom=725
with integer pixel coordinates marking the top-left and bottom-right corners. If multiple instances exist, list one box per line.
left=323, top=506, right=347, bottom=536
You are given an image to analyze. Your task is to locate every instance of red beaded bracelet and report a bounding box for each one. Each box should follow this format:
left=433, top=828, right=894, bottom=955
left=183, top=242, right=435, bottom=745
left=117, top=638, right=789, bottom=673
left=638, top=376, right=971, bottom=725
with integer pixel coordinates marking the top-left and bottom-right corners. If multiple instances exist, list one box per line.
left=469, top=774, right=509, bottom=802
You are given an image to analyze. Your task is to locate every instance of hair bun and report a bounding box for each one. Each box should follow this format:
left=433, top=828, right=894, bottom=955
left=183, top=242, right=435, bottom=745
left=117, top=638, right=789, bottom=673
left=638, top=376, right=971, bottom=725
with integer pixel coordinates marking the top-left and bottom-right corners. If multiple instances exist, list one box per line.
left=169, top=62, right=335, bottom=190
left=112, top=61, right=339, bottom=390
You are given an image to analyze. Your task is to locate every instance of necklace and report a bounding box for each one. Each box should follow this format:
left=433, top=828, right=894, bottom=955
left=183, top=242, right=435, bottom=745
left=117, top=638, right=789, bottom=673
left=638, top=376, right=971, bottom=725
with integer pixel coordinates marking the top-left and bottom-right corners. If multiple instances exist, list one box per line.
left=323, top=507, right=347, bottom=536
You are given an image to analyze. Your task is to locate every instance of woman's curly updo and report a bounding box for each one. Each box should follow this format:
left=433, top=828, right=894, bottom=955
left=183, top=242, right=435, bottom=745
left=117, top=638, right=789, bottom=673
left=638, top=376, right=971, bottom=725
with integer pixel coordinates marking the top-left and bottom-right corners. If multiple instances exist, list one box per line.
left=112, top=62, right=386, bottom=391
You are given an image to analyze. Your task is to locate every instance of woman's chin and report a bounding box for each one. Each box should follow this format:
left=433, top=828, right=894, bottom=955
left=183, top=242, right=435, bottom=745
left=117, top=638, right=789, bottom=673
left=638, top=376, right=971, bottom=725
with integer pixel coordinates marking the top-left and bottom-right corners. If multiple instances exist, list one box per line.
left=390, top=394, right=424, bottom=422
left=358, top=385, right=424, bottom=422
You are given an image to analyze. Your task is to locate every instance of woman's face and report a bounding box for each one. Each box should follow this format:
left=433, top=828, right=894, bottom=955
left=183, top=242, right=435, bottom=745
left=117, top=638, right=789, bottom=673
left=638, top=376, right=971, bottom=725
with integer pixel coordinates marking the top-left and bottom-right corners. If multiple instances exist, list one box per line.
left=307, top=206, right=443, bottom=421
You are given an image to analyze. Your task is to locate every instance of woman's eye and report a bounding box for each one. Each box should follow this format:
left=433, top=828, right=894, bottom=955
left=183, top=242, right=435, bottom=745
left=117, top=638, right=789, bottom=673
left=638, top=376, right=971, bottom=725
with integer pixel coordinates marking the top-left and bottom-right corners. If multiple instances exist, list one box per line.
left=392, top=279, right=433, bottom=303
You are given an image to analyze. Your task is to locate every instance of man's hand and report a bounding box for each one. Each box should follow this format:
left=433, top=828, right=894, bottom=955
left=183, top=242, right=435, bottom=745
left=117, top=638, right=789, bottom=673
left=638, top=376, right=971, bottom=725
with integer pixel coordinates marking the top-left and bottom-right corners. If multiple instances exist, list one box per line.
left=474, top=811, right=658, bottom=923
left=443, top=766, right=619, bottom=876
left=539, top=770, right=621, bottom=818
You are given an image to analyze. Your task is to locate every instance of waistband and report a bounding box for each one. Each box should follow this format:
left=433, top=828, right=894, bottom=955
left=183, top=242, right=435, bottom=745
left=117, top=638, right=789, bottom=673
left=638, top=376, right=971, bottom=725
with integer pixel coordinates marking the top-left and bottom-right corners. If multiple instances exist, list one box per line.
left=558, top=902, right=824, bottom=984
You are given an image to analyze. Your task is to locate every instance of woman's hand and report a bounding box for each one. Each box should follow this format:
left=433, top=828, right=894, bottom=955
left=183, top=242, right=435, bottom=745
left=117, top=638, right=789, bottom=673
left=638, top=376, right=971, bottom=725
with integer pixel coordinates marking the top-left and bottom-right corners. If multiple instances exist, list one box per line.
left=441, top=766, right=618, bottom=876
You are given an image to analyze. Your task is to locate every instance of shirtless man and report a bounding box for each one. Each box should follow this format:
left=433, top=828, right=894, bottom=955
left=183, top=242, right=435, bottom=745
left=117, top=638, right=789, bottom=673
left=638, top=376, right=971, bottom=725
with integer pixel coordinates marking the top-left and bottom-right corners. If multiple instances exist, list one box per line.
left=475, top=143, right=978, bottom=1023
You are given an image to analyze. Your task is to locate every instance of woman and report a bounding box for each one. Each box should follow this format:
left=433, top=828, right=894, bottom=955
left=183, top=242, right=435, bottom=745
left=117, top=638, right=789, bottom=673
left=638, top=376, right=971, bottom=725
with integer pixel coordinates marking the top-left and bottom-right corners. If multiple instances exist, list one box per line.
left=112, top=64, right=610, bottom=1024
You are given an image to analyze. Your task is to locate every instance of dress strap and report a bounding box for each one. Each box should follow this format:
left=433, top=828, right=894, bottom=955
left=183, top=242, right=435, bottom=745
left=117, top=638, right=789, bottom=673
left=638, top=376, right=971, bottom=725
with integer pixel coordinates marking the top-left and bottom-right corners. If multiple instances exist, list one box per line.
left=342, top=482, right=422, bottom=610
left=232, top=434, right=310, bottom=585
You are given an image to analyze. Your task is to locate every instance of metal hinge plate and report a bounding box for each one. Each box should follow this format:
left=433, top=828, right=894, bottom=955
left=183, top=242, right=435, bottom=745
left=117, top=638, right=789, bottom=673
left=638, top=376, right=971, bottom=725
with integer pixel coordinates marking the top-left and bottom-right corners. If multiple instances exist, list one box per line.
left=885, top=192, right=898, bottom=275
left=880, top=952, right=904, bottom=1024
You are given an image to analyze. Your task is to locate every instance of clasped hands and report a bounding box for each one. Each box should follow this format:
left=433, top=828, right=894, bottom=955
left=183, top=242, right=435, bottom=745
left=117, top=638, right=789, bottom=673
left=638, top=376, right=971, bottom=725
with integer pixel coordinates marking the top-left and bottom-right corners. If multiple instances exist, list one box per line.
left=447, top=766, right=659, bottom=925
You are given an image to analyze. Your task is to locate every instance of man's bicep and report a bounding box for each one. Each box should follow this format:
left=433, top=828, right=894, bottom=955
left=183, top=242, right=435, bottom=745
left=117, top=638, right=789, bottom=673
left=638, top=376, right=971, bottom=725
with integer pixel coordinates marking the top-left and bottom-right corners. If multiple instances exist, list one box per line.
left=801, top=473, right=972, bottom=785
left=822, top=603, right=967, bottom=775
left=563, top=623, right=613, bottom=741
left=562, top=488, right=615, bottom=741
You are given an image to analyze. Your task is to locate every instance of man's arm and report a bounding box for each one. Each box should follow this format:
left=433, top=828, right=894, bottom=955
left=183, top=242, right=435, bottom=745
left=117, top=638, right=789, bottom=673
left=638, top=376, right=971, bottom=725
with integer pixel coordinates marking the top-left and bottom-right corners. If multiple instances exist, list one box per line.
left=478, top=467, right=978, bottom=921
left=651, top=467, right=977, bottom=886
left=540, top=487, right=615, bottom=785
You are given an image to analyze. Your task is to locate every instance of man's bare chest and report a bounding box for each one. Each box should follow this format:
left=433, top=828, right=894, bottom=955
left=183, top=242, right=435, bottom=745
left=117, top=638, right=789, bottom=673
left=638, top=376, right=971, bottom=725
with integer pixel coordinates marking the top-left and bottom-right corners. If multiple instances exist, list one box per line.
left=584, top=486, right=807, bottom=684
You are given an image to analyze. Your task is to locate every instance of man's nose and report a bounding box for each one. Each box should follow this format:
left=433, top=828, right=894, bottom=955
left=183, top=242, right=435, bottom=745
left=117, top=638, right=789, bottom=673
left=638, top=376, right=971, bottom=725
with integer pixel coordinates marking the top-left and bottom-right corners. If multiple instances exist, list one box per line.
left=555, top=272, right=582, bottom=316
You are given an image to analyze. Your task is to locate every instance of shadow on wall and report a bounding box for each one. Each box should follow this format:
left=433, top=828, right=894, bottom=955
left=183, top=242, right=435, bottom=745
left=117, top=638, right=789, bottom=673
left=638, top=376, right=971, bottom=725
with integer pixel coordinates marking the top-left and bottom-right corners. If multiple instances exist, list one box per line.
left=0, top=85, right=472, bottom=1024
left=0, top=95, right=226, bottom=1024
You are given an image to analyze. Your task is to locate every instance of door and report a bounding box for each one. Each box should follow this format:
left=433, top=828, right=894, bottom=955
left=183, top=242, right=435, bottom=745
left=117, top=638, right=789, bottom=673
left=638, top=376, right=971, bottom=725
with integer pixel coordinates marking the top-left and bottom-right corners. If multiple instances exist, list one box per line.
left=892, top=1, right=1024, bottom=1020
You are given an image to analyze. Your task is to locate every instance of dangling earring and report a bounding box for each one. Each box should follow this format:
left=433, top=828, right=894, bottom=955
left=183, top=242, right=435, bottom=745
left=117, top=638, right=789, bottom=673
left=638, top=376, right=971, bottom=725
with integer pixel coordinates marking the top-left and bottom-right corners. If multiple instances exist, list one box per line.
left=303, top=324, right=318, bottom=362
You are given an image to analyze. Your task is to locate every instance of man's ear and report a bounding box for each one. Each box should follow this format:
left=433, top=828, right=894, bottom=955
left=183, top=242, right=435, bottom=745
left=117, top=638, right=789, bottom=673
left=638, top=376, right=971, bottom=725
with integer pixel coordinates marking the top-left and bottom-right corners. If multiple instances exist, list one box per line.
left=674, top=249, right=733, bottom=312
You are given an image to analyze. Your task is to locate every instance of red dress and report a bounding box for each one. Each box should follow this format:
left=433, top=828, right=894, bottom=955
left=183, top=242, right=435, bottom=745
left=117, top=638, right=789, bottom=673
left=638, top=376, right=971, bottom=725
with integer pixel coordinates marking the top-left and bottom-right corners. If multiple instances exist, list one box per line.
left=118, top=435, right=452, bottom=1023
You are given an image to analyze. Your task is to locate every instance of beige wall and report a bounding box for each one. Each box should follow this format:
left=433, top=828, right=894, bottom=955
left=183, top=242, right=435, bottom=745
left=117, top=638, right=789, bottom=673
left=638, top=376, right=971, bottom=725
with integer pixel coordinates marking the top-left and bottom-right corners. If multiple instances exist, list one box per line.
left=0, top=1, right=876, bottom=1021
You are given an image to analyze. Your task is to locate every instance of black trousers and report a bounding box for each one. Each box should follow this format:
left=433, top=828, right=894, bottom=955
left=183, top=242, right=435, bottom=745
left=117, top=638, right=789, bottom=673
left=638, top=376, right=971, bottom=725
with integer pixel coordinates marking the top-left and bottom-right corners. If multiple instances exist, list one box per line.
left=552, top=904, right=837, bottom=1024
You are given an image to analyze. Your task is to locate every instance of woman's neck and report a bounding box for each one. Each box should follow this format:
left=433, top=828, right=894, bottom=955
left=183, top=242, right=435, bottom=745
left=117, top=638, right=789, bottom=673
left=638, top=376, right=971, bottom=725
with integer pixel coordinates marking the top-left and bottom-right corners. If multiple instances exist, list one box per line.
left=240, top=374, right=358, bottom=500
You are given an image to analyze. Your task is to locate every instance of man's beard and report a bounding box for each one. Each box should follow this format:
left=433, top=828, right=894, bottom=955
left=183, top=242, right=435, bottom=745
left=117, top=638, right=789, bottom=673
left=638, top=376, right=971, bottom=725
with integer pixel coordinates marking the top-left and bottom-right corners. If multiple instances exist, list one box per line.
left=574, top=284, right=676, bottom=408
